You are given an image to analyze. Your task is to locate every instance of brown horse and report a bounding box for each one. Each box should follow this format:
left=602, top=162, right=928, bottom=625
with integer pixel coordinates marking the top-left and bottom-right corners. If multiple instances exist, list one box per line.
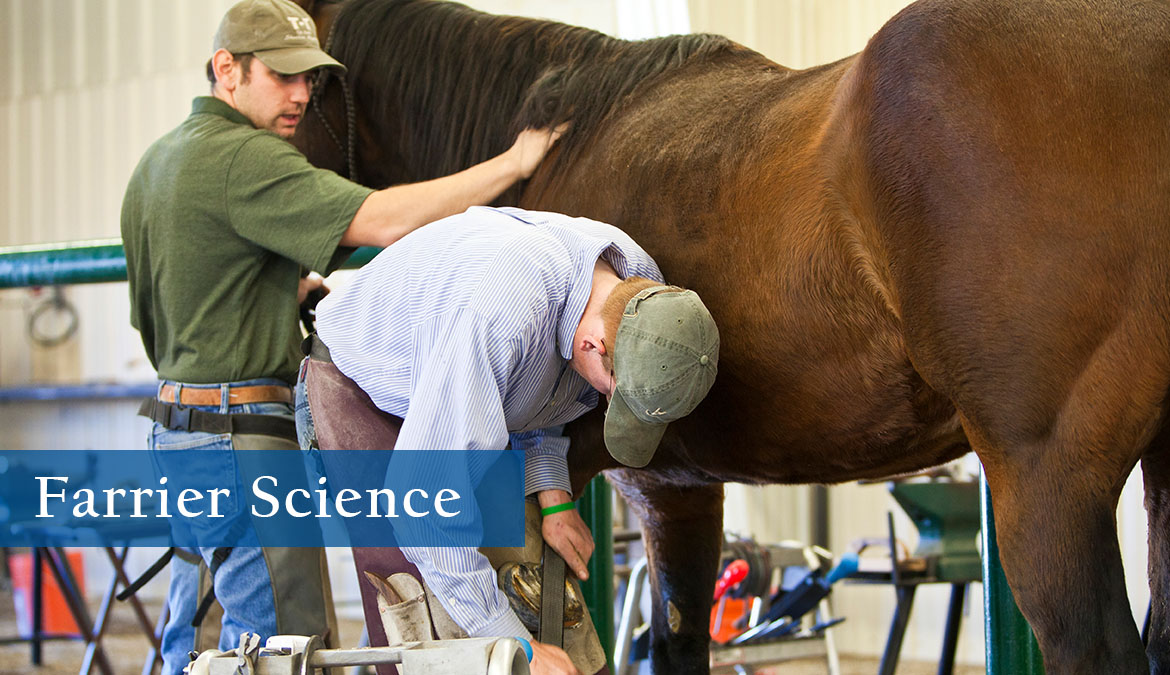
left=292, top=0, right=1170, bottom=672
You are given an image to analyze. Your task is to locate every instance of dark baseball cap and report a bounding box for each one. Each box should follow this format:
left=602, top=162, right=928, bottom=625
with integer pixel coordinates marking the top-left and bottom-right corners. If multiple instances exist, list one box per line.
left=604, top=286, right=719, bottom=468
left=214, top=0, right=344, bottom=75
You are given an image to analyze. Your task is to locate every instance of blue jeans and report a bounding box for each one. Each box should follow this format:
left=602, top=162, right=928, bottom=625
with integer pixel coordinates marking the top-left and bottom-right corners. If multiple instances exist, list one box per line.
left=149, top=378, right=329, bottom=675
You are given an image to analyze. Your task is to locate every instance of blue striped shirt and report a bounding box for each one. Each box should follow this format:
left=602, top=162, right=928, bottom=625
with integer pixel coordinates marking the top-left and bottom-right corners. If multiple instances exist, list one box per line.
left=314, top=206, right=661, bottom=639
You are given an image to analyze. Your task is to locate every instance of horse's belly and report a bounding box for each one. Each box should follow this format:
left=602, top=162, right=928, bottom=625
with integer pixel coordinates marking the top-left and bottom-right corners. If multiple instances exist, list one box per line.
left=667, top=354, right=968, bottom=485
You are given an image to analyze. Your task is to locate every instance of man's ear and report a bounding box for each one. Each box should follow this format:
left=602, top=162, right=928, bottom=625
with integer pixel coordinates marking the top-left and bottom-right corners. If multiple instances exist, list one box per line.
left=579, top=331, right=607, bottom=357
left=211, top=49, right=239, bottom=92
left=579, top=336, right=599, bottom=354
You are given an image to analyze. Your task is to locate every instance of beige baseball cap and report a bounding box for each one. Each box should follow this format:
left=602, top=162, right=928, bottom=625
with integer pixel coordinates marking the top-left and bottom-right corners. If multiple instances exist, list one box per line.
left=214, top=0, right=344, bottom=75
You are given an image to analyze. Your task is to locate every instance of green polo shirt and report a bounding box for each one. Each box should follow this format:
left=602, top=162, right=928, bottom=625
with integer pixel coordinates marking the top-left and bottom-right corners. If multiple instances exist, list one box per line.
left=121, top=96, right=373, bottom=385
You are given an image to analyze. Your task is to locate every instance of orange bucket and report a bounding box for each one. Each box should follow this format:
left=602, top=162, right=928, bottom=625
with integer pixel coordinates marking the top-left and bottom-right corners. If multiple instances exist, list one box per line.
left=8, top=550, right=85, bottom=638
left=710, top=597, right=748, bottom=644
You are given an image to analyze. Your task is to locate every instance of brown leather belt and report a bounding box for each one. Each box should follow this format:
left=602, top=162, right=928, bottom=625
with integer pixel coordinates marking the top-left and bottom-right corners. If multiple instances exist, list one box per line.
left=158, top=383, right=293, bottom=406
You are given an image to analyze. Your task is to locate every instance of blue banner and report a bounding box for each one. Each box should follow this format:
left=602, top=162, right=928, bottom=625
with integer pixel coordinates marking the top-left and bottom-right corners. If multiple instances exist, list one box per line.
left=0, top=449, right=524, bottom=548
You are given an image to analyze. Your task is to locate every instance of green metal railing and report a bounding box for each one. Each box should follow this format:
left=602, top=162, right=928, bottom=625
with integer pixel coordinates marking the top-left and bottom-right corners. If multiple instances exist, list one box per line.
left=0, top=239, right=128, bottom=287
left=0, top=239, right=381, bottom=288
left=982, top=475, right=1044, bottom=673
left=578, top=477, right=615, bottom=670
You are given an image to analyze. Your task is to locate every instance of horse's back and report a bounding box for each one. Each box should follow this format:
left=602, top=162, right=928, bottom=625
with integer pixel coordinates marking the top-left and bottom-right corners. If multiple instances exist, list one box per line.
left=844, top=0, right=1170, bottom=284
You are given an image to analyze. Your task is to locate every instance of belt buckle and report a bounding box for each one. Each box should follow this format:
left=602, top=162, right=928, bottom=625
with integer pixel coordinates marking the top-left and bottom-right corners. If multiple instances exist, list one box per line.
left=169, top=406, right=192, bottom=431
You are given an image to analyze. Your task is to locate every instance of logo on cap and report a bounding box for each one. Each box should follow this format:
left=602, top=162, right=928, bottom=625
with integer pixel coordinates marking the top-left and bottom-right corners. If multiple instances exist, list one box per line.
left=287, top=16, right=315, bottom=41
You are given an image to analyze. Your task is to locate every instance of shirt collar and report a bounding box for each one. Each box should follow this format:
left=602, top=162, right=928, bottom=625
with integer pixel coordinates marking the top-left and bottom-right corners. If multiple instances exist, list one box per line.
left=491, top=207, right=635, bottom=362
left=191, top=96, right=253, bottom=128
left=557, top=242, right=631, bottom=361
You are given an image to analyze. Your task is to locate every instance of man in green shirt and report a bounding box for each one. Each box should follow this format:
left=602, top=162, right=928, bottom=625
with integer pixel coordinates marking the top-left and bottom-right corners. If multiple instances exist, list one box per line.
left=120, top=1, right=560, bottom=672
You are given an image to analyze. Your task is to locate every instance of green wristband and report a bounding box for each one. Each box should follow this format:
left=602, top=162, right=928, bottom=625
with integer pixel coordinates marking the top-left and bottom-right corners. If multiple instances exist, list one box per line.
left=541, top=501, right=576, bottom=516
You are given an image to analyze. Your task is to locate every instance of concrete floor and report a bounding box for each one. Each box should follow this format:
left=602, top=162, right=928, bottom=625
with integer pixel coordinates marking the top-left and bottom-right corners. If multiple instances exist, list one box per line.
left=0, top=595, right=984, bottom=675
left=0, top=603, right=987, bottom=673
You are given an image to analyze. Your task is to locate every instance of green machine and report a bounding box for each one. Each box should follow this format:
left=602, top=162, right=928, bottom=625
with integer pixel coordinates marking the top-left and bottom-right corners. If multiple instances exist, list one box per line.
left=888, top=480, right=982, bottom=583
left=851, top=478, right=986, bottom=675
left=878, top=478, right=1041, bottom=674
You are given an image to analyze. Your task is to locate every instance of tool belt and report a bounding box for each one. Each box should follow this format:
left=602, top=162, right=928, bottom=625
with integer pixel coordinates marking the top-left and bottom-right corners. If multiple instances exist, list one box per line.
left=301, top=333, right=333, bottom=363
left=137, top=398, right=296, bottom=441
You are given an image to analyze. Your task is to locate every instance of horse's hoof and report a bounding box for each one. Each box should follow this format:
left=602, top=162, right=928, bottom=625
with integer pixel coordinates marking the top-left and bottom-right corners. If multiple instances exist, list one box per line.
left=498, top=561, right=584, bottom=632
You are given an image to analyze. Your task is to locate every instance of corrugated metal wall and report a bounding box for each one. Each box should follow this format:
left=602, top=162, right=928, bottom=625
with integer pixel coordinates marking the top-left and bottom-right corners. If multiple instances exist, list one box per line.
left=1, top=0, right=232, bottom=245
left=690, top=0, right=916, bottom=68
left=0, top=0, right=234, bottom=390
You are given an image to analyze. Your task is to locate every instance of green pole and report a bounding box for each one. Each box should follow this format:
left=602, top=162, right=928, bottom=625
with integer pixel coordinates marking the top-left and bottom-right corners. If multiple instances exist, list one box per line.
left=0, top=239, right=381, bottom=288
left=578, top=475, right=615, bottom=670
left=0, top=239, right=128, bottom=287
left=981, top=472, right=1044, bottom=673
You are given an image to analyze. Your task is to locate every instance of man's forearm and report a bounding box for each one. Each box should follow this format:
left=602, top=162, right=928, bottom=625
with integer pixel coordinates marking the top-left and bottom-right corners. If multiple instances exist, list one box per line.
left=342, top=154, right=523, bottom=247
left=538, top=489, right=574, bottom=509
left=339, top=126, right=560, bottom=248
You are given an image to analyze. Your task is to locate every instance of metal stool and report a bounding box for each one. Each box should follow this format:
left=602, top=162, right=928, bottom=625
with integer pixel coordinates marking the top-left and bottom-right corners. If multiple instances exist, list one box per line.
left=6, top=525, right=171, bottom=675
left=848, top=480, right=982, bottom=675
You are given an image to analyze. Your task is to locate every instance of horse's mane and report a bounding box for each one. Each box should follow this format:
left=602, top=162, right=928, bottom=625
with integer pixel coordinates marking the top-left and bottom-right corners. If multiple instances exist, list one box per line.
left=325, top=0, right=741, bottom=183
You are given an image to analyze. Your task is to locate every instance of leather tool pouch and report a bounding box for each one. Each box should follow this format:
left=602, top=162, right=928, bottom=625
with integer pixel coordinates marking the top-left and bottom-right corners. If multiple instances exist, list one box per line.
left=364, top=571, right=434, bottom=645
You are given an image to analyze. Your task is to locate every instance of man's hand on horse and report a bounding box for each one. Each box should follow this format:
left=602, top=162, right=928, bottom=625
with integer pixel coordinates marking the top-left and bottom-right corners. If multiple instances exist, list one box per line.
left=509, top=124, right=568, bottom=179
left=539, top=489, right=594, bottom=581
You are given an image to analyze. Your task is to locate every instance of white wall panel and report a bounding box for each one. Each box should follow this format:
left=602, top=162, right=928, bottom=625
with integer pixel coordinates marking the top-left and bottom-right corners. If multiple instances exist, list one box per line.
left=0, top=93, right=9, bottom=248
left=0, top=2, right=230, bottom=247
left=0, top=399, right=148, bottom=449
left=0, top=2, right=13, bottom=101
left=468, top=0, right=618, bottom=34
left=690, top=0, right=915, bottom=68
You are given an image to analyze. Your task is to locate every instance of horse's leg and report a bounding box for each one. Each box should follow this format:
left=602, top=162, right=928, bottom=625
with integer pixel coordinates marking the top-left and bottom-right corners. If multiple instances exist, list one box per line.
left=953, top=332, right=1159, bottom=674
left=1143, top=427, right=1170, bottom=673
left=980, top=441, right=1143, bottom=672
left=907, top=299, right=1158, bottom=672
left=608, top=469, right=723, bottom=675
